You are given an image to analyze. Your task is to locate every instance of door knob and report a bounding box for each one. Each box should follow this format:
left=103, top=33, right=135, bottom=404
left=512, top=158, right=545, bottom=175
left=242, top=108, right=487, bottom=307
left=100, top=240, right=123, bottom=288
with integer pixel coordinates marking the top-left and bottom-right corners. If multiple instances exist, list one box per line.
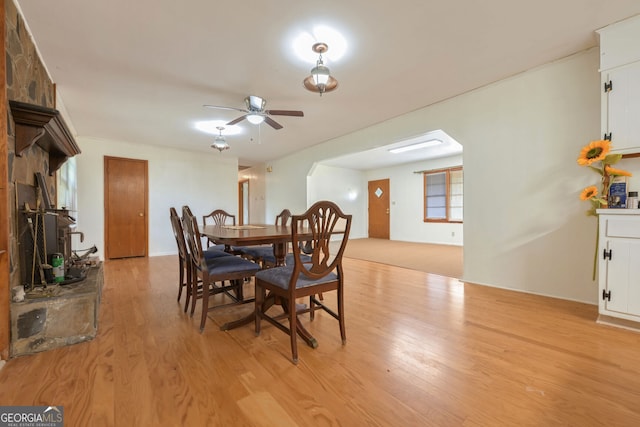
left=139, top=212, right=144, bottom=217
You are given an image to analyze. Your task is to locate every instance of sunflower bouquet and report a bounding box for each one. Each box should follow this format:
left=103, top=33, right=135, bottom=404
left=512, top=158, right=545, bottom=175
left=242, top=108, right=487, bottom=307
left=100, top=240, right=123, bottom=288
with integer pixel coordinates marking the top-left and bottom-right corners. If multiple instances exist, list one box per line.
left=577, top=139, right=632, bottom=216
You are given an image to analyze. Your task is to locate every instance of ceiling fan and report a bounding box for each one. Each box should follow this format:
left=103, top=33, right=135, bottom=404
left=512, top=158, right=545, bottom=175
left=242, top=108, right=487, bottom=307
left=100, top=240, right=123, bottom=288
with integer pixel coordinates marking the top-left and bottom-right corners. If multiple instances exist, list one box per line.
left=204, top=95, right=304, bottom=130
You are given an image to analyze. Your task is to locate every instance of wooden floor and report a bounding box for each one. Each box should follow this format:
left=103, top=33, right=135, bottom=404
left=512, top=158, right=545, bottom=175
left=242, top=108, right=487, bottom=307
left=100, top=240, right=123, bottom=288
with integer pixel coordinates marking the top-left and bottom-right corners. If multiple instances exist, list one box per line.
left=1, top=256, right=640, bottom=426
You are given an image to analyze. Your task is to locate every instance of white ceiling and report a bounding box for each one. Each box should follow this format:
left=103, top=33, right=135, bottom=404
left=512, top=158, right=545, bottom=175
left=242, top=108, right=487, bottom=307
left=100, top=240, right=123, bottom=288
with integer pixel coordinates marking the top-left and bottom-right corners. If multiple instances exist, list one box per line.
left=14, top=0, right=640, bottom=169
left=322, top=129, right=462, bottom=170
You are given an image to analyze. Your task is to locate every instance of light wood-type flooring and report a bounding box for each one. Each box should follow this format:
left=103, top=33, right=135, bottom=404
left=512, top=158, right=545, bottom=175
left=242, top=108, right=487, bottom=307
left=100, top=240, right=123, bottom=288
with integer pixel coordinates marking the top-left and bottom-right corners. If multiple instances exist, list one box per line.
left=1, top=255, right=640, bottom=426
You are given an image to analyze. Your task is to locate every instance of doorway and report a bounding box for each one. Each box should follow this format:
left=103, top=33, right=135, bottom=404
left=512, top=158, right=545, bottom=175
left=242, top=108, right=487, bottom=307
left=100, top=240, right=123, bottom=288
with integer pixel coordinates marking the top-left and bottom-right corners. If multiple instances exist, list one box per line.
left=104, top=156, right=148, bottom=259
left=368, top=178, right=390, bottom=239
left=238, top=179, right=249, bottom=225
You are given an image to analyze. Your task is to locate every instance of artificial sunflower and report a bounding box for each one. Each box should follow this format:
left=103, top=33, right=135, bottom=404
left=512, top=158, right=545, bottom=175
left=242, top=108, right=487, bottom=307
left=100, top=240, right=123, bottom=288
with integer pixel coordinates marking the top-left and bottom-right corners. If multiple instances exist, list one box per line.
left=576, top=138, right=632, bottom=281
left=604, top=164, right=632, bottom=177
left=580, top=186, right=599, bottom=201
left=577, top=139, right=611, bottom=166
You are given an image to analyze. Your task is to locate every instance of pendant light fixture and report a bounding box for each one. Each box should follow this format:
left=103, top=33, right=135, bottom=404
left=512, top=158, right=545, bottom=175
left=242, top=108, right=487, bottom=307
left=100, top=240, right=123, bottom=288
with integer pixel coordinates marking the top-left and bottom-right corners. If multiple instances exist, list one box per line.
left=211, top=126, right=230, bottom=152
left=303, top=42, right=338, bottom=96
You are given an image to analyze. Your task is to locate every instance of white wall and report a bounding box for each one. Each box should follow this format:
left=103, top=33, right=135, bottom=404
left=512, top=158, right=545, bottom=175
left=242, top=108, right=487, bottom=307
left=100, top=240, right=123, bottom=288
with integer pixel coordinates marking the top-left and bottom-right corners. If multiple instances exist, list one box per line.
left=456, top=50, right=601, bottom=303
left=365, top=154, right=464, bottom=245
left=75, top=137, right=239, bottom=258
left=307, top=164, right=367, bottom=238
left=260, top=48, right=603, bottom=304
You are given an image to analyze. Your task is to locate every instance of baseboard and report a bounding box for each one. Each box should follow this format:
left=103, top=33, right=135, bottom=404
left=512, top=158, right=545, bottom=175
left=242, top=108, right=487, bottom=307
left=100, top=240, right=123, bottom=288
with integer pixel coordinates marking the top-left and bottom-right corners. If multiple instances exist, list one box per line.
left=596, top=314, right=640, bottom=332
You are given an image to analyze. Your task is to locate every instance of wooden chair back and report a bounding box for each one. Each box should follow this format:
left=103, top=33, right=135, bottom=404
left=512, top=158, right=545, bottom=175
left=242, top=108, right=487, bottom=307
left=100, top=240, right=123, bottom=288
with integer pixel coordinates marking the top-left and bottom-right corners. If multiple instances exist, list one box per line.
left=170, top=207, right=188, bottom=262
left=203, top=209, right=236, bottom=226
left=202, top=209, right=236, bottom=248
left=276, top=209, right=292, bottom=226
left=290, top=201, right=351, bottom=280
left=170, top=207, right=190, bottom=310
left=182, top=206, right=205, bottom=271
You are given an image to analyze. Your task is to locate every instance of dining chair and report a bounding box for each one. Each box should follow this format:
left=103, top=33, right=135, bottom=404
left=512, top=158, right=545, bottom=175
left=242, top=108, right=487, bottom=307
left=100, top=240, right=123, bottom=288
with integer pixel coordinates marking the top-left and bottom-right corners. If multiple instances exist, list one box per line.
left=169, top=207, right=191, bottom=311
left=202, top=209, right=236, bottom=249
left=172, top=206, right=235, bottom=313
left=183, top=206, right=261, bottom=332
left=236, top=209, right=292, bottom=267
left=254, top=200, right=352, bottom=364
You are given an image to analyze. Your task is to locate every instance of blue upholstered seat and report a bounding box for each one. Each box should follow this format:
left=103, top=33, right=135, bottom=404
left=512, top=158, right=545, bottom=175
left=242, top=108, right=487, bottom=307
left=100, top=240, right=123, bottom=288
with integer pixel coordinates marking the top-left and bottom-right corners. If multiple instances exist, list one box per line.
left=204, top=246, right=233, bottom=260
left=255, top=264, right=337, bottom=290
left=202, top=255, right=260, bottom=275
left=236, top=245, right=271, bottom=261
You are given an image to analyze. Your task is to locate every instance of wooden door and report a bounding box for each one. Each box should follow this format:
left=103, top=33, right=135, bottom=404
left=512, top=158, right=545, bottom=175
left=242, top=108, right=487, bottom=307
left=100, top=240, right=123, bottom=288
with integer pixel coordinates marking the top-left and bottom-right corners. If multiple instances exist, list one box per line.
left=104, top=156, right=148, bottom=259
left=368, top=179, right=390, bottom=239
left=238, top=179, right=249, bottom=225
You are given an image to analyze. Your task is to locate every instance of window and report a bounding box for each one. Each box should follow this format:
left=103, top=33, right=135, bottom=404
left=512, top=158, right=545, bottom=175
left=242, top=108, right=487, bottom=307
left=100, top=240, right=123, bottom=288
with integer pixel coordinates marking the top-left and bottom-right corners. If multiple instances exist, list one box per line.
left=424, top=167, right=463, bottom=222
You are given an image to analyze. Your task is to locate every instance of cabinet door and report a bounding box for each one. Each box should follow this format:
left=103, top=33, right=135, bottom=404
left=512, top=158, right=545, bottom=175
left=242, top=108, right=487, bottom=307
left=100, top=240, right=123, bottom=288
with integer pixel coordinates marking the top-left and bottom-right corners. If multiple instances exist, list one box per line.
left=604, top=239, right=640, bottom=316
left=603, top=62, right=640, bottom=154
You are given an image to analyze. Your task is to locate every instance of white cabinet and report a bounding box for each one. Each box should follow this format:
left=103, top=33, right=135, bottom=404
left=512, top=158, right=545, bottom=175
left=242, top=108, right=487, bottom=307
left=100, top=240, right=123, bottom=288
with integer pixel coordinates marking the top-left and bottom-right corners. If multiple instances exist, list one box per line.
left=597, top=15, right=640, bottom=72
left=601, top=62, right=640, bottom=154
left=598, top=15, right=640, bottom=154
left=597, top=210, right=640, bottom=326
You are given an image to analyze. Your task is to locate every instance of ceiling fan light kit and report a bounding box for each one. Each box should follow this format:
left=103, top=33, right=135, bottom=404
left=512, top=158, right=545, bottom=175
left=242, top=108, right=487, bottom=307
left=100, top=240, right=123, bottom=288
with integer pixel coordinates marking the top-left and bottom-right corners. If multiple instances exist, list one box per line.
left=304, top=42, right=338, bottom=96
left=246, top=113, right=265, bottom=125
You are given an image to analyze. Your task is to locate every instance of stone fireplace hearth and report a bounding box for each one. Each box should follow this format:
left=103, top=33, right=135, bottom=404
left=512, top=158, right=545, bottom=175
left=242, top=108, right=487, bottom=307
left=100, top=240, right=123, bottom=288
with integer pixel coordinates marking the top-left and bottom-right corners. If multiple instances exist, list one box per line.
left=11, top=264, right=103, bottom=356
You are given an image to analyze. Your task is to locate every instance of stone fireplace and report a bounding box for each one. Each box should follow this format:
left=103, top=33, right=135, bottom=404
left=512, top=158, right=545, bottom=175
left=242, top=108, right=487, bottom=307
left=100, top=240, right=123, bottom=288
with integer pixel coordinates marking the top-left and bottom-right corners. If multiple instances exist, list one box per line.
left=4, top=1, right=102, bottom=357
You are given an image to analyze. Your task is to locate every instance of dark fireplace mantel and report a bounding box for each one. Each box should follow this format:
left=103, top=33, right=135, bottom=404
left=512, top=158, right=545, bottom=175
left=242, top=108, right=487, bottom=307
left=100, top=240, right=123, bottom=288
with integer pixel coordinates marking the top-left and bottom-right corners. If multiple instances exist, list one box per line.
left=9, top=100, right=81, bottom=175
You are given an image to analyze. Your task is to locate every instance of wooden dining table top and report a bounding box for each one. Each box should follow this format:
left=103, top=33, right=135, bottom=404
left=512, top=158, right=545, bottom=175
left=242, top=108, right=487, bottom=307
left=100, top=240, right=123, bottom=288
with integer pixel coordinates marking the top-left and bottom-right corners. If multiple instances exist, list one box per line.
left=200, top=224, right=293, bottom=246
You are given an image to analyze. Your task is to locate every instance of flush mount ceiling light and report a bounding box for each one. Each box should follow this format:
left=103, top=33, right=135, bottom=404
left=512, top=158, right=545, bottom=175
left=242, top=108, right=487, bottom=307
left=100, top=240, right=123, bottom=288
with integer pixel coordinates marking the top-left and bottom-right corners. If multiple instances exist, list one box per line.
left=211, top=126, right=230, bottom=152
left=303, top=42, right=338, bottom=96
left=388, top=139, right=443, bottom=154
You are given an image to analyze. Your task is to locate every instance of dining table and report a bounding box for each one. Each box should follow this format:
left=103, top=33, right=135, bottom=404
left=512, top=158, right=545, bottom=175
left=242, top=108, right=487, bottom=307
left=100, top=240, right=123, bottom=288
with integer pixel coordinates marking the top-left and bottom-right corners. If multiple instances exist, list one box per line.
left=201, top=223, right=293, bottom=267
left=200, top=223, right=319, bottom=348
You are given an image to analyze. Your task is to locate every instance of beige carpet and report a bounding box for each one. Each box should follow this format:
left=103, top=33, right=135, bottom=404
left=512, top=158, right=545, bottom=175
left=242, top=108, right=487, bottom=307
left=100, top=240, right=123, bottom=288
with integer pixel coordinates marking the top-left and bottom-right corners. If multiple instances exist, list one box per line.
left=342, top=238, right=463, bottom=279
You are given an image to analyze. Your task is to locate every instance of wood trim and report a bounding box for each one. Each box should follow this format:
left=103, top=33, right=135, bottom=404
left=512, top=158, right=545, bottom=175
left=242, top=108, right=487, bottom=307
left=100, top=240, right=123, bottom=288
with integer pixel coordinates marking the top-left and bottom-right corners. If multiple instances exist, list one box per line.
left=423, top=166, right=463, bottom=223
left=238, top=179, right=249, bottom=225
left=0, top=0, right=10, bottom=360
left=8, top=100, right=80, bottom=175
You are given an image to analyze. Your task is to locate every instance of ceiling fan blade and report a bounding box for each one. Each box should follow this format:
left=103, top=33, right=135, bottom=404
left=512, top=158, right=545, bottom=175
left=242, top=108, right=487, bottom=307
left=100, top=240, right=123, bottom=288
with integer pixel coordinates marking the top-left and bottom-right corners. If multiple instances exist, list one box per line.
left=264, top=116, right=283, bottom=130
left=266, top=109, right=304, bottom=117
left=203, top=104, right=248, bottom=113
left=226, top=115, right=247, bottom=126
